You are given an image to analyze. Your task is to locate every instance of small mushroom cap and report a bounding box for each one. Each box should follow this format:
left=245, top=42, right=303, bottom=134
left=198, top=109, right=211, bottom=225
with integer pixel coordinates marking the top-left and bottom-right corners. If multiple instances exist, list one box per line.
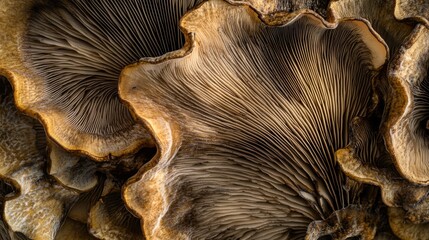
left=48, top=141, right=98, bottom=192
left=120, top=0, right=387, bottom=238
left=386, top=24, right=429, bottom=184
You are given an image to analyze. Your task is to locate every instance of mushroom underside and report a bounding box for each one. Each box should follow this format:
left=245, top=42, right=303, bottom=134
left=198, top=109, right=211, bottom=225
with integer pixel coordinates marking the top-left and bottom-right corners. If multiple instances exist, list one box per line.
left=119, top=1, right=387, bottom=239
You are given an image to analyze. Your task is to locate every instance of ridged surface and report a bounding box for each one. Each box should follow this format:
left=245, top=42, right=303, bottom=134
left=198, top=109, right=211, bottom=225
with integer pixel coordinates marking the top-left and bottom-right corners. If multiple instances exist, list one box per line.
left=120, top=1, right=387, bottom=239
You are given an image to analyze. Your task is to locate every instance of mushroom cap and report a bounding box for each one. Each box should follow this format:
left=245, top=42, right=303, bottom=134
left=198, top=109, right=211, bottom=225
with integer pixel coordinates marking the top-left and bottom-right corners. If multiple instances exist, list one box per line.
left=336, top=116, right=429, bottom=206
left=1, top=0, right=207, bottom=160
left=394, top=0, right=429, bottom=27
left=119, top=0, right=387, bottom=238
left=328, top=0, right=414, bottom=57
left=230, top=0, right=329, bottom=16
left=386, top=24, right=429, bottom=184
left=0, top=78, right=78, bottom=239
left=48, top=141, right=98, bottom=192
left=335, top=115, right=429, bottom=237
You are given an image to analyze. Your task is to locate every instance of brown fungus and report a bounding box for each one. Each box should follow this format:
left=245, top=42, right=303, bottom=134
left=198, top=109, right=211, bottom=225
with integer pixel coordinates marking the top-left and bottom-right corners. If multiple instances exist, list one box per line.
left=1, top=0, right=208, bottom=160
left=88, top=191, right=142, bottom=240
left=388, top=207, right=429, bottom=240
left=335, top=115, right=429, bottom=239
left=119, top=0, right=387, bottom=239
left=0, top=78, right=78, bottom=239
left=386, top=24, right=429, bottom=184
left=67, top=176, right=105, bottom=224
left=328, top=0, right=414, bottom=57
left=394, top=0, right=429, bottom=28
left=48, top=141, right=98, bottom=192
left=55, top=218, right=97, bottom=240
left=231, top=0, right=329, bottom=16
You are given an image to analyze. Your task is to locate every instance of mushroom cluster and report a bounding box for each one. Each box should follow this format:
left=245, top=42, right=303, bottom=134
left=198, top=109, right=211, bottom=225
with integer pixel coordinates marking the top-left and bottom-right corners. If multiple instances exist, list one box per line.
left=1, top=0, right=429, bottom=239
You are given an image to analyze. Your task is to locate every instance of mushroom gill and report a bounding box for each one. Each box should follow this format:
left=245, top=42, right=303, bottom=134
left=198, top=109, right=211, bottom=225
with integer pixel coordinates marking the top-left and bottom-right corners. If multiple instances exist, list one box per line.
left=386, top=24, right=429, bottom=184
left=0, top=77, right=78, bottom=239
left=2, top=0, right=206, bottom=160
left=308, top=117, right=390, bottom=239
left=119, top=0, right=387, bottom=239
left=335, top=115, right=429, bottom=238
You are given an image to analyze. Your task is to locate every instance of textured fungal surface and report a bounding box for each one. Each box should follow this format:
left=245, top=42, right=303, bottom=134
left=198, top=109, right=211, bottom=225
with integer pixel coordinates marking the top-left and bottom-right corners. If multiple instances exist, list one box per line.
left=233, top=0, right=329, bottom=16
left=88, top=191, right=142, bottom=240
left=48, top=142, right=98, bottom=192
left=336, top=116, right=429, bottom=225
left=386, top=24, right=429, bottom=184
left=0, top=79, right=78, bottom=240
left=119, top=0, right=387, bottom=238
left=3, top=0, right=429, bottom=239
left=3, top=0, right=208, bottom=160
left=328, top=0, right=414, bottom=56
left=395, top=0, right=429, bottom=27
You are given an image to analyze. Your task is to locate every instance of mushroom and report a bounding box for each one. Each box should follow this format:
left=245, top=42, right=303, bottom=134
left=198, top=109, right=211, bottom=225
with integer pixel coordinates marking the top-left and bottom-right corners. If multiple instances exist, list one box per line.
left=306, top=205, right=379, bottom=239
left=328, top=0, right=415, bottom=56
left=0, top=0, right=206, bottom=160
left=119, top=0, right=387, bottom=238
left=230, top=0, right=329, bottom=16
left=88, top=191, right=142, bottom=240
left=335, top=115, right=429, bottom=238
left=385, top=24, right=429, bottom=184
left=0, top=179, right=21, bottom=240
left=0, top=77, right=78, bottom=239
left=394, top=0, right=429, bottom=28
left=67, top=176, right=105, bottom=224
left=388, top=207, right=429, bottom=240
left=48, top=141, right=98, bottom=192
left=66, top=166, right=147, bottom=239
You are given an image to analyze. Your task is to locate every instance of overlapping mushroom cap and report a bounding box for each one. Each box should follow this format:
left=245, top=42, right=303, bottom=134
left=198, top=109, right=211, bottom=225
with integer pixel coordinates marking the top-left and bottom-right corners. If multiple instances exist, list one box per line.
left=119, top=0, right=387, bottom=238
left=385, top=24, right=429, bottom=184
left=328, top=0, right=414, bottom=56
left=0, top=78, right=78, bottom=239
left=0, top=0, right=208, bottom=160
left=232, top=0, right=329, bottom=15
left=395, top=0, right=429, bottom=27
